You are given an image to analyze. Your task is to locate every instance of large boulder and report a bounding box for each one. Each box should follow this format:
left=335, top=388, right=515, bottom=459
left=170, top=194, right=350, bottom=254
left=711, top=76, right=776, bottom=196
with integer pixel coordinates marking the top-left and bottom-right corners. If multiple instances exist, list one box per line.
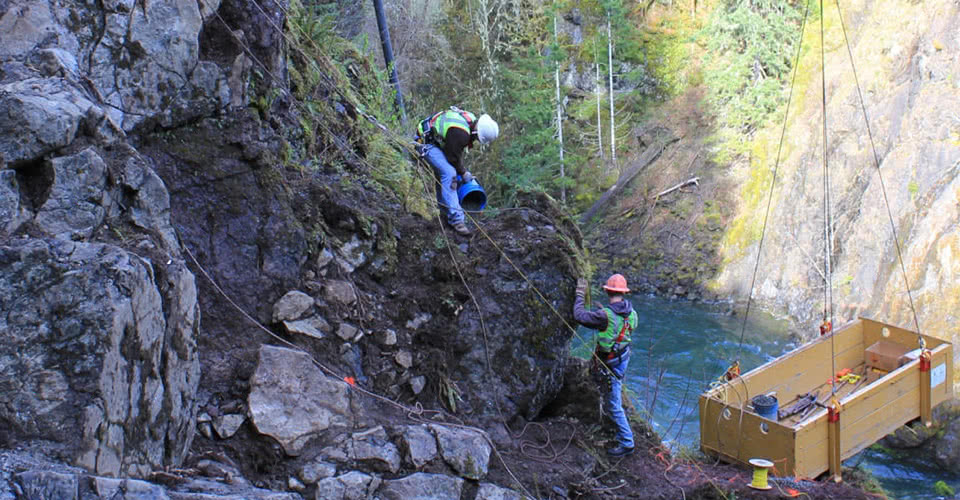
left=248, top=345, right=357, bottom=456
left=429, top=425, right=491, bottom=480
left=395, top=425, right=438, bottom=469
left=0, top=0, right=231, bottom=141
left=477, top=483, right=529, bottom=500
left=347, top=426, right=400, bottom=473
left=0, top=78, right=98, bottom=165
left=32, top=148, right=107, bottom=240
left=377, top=473, right=463, bottom=500
left=0, top=238, right=200, bottom=477
left=0, top=450, right=301, bottom=500
left=931, top=400, right=960, bottom=473
left=314, top=471, right=381, bottom=500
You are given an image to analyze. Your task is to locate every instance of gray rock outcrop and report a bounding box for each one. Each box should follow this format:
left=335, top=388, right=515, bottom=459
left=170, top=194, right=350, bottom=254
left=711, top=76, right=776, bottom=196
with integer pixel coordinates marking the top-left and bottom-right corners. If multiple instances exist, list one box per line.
left=0, top=239, right=199, bottom=477
left=248, top=345, right=356, bottom=456
left=1, top=0, right=230, bottom=134
left=32, top=148, right=107, bottom=240
left=0, top=0, right=222, bottom=479
left=0, top=78, right=100, bottom=164
left=0, top=170, right=29, bottom=235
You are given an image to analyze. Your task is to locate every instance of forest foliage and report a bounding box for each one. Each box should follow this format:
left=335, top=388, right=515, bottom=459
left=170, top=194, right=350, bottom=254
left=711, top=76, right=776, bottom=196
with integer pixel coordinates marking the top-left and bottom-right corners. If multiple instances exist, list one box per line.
left=309, top=0, right=807, bottom=214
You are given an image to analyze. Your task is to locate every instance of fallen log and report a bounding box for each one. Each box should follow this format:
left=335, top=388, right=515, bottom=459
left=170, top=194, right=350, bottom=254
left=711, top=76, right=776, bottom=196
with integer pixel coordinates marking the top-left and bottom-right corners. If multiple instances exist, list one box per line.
left=656, top=177, right=700, bottom=198
left=581, top=133, right=679, bottom=224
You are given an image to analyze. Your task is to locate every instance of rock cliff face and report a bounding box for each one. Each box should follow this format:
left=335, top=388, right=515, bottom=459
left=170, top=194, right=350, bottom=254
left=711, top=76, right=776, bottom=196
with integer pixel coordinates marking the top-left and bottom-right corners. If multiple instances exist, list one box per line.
left=712, top=0, right=960, bottom=347
left=0, top=0, right=219, bottom=478
left=0, top=0, right=586, bottom=497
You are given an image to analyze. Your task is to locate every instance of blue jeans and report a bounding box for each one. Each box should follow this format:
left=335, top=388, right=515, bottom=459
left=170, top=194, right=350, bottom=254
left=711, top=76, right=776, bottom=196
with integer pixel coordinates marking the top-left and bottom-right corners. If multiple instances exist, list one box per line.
left=605, top=349, right=634, bottom=448
left=420, top=144, right=464, bottom=225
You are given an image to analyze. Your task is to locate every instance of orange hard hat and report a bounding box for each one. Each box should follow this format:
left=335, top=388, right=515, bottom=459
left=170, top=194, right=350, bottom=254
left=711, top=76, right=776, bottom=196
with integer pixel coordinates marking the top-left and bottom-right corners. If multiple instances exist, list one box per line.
left=602, top=274, right=630, bottom=293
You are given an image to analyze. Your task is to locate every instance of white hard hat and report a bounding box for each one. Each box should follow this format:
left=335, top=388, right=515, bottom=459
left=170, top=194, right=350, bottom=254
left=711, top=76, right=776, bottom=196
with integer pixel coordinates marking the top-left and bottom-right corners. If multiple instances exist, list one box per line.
left=475, top=114, right=499, bottom=145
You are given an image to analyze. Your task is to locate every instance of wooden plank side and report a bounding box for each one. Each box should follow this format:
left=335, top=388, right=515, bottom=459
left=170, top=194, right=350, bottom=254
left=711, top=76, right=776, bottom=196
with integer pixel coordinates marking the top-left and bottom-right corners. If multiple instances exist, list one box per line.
left=794, top=414, right=829, bottom=479
left=702, top=320, right=867, bottom=432
left=737, top=320, right=864, bottom=389
left=931, top=344, right=954, bottom=405
left=699, top=397, right=796, bottom=475
left=739, top=326, right=865, bottom=402
left=794, top=362, right=918, bottom=478
left=840, top=363, right=919, bottom=425
left=769, top=345, right=864, bottom=405
left=842, top=387, right=919, bottom=461
left=794, top=348, right=952, bottom=477
left=861, top=317, right=946, bottom=350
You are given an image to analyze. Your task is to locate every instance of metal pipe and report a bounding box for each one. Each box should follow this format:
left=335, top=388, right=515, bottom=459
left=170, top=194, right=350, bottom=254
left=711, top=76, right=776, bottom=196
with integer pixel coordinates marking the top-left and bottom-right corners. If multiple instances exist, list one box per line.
left=372, top=0, right=407, bottom=125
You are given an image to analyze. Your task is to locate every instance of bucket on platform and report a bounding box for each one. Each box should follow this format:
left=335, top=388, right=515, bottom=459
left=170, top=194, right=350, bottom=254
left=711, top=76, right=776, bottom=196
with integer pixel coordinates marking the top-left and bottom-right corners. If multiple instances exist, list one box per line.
left=751, top=394, right=778, bottom=421
left=457, top=177, right=487, bottom=211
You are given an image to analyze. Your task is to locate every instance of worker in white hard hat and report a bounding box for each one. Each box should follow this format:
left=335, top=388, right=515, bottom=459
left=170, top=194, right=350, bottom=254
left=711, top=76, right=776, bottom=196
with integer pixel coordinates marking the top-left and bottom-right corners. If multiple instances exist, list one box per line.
left=415, top=107, right=499, bottom=236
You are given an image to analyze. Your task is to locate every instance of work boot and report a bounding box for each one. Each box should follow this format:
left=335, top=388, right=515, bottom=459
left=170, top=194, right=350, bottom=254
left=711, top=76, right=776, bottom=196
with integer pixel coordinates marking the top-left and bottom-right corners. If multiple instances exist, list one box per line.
left=450, top=222, right=470, bottom=236
left=607, top=444, right=634, bottom=457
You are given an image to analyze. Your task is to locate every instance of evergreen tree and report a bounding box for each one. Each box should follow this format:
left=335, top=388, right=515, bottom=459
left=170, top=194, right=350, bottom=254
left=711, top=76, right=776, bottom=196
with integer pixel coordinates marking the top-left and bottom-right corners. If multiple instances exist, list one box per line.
left=703, top=0, right=803, bottom=134
left=492, top=46, right=562, bottom=205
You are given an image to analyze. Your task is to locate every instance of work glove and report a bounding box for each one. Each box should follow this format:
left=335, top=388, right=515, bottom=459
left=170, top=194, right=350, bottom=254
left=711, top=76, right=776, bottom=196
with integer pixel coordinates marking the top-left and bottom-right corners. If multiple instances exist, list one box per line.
left=449, top=178, right=458, bottom=190
left=461, top=171, right=474, bottom=184
left=575, top=278, right=588, bottom=298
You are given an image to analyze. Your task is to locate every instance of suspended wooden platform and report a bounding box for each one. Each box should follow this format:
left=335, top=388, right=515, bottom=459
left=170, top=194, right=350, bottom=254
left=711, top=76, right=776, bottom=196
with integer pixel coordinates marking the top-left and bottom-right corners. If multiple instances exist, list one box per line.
left=699, top=317, right=953, bottom=480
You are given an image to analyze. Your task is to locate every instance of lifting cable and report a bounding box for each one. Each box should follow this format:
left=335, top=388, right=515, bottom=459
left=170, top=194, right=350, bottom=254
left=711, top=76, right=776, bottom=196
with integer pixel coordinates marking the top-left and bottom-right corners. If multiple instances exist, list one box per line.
left=731, top=0, right=812, bottom=371
left=833, top=0, right=925, bottom=349
left=714, top=0, right=811, bottom=454
left=819, top=0, right=838, bottom=398
left=727, top=0, right=928, bottom=399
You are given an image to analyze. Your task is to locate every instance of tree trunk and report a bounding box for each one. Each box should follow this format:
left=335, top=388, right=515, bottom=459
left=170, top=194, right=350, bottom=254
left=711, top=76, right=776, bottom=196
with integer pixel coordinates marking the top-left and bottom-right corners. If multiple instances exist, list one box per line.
left=580, top=133, right=679, bottom=224
left=595, top=36, right=603, bottom=159
left=554, top=12, right=565, bottom=202
left=607, top=14, right=616, bottom=167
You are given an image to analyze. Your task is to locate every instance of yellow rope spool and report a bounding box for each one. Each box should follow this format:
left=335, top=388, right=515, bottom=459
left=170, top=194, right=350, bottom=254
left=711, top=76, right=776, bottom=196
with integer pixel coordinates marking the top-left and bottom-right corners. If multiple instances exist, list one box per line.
left=748, top=458, right=774, bottom=490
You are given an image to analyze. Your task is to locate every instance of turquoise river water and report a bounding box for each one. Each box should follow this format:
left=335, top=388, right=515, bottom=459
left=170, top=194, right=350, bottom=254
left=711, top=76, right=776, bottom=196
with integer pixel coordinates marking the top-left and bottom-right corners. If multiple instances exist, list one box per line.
left=573, top=295, right=958, bottom=500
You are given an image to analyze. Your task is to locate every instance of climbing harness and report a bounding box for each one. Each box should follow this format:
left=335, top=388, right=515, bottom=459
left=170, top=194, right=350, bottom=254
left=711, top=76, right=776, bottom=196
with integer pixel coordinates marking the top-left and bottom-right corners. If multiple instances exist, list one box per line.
left=604, top=308, right=635, bottom=359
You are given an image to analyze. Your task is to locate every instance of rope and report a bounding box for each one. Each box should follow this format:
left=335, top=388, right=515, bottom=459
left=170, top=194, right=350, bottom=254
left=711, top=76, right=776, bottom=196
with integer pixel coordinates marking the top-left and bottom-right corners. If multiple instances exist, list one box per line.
left=733, top=0, right=812, bottom=364
left=201, top=3, right=659, bottom=485
left=179, top=238, right=536, bottom=499
left=817, top=0, right=839, bottom=398
left=714, top=0, right=810, bottom=460
left=833, top=0, right=925, bottom=347
left=237, top=0, right=615, bottom=361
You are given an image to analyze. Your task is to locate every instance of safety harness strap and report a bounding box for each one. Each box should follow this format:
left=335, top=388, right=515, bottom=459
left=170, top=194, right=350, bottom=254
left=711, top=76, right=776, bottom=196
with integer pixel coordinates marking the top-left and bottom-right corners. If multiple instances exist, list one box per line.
left=606, top=309, right=634, bottom=360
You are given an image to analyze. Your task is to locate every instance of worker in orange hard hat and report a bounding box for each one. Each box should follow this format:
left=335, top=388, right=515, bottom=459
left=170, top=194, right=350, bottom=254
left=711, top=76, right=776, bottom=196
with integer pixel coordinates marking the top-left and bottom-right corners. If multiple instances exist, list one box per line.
left=573, top=273, right=638, bottom=457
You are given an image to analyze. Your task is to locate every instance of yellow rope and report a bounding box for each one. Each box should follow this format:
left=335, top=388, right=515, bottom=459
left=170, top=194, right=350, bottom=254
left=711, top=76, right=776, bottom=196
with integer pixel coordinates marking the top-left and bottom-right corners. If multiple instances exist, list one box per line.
left=747, top=458, right=774, bottom=490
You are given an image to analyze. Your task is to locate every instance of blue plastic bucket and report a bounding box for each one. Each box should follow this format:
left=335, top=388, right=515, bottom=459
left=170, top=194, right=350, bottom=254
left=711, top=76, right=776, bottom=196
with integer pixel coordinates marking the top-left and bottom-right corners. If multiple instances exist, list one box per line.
left=752, top=394, right=778, bottom=421
left=457, top=179, right=487, bottom=211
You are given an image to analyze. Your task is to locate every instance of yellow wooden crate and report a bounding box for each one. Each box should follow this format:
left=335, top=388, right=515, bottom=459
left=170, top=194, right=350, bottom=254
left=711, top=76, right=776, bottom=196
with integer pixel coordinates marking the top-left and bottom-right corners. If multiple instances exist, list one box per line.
left=699, top=317, right=953, bottom=479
